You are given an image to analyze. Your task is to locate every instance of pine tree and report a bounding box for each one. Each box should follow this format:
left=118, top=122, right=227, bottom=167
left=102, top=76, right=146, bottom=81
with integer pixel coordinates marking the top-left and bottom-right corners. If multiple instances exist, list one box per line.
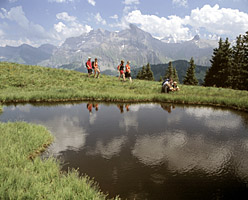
left=204, top=38, right=232, bottom=88
left=183, top=57, right=198, bottom=85
left=145, top=63, right=154, bottom=81
left=164, top=61, right=174, bottom=79
left=204, top=38, right=223, bottom=86
left=136, top=63, right=154, bottom=81
left=173, top=67, right=179, bottom=83
left=232, top=35, right=244, bottom=89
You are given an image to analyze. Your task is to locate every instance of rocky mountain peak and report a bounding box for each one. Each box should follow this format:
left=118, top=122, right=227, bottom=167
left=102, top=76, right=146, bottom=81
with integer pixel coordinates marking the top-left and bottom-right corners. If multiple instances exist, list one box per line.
left=192, top=35, right=200, bottom=41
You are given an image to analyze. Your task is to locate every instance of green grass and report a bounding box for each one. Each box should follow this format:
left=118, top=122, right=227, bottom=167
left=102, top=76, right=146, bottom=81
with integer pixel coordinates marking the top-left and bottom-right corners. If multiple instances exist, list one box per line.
left=0, top=62, right=248, bottom=111
left=0, top=122, right=117, bottom=200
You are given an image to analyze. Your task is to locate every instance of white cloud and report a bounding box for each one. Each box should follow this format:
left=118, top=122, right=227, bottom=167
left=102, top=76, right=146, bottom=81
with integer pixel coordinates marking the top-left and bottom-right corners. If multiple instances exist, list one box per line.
left=0, top=6, right=51, bottom=46
left=125, top=10, right=191, bottom=40
left=123, top=4, right=248, bottom=41
left=110, top=14, right=118, bottom=20
left=0, top=6, right=92, bottom=47
left=8, top=0, right=18, bottom=2
left=172, top=0, right=188, bottom=7
left=185, top=4, right=248, bottom=37
left=95, top=12, right=106, bottom=25
left=123, top=0, right=140, bottom=5
left=56, top=12, right=77, bottom=22
left=87, top=0, right=96, bottom=6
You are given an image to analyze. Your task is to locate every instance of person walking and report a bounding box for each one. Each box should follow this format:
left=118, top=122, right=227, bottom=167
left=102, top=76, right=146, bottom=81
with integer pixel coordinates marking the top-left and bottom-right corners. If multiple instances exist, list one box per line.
left=117, top=60, right=125, bottom=81
left=86, top=57, right=93, bottom=77
left=94, top=58, right=100, bottom=78
left=125, top=61, right=132, bottom=82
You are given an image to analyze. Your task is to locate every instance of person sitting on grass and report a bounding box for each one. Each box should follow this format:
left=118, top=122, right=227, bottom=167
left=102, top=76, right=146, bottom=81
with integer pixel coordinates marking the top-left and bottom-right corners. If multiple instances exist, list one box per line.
left=172, top=81, right=180, bottom=91
left=161, top=78, right=173, bottom=93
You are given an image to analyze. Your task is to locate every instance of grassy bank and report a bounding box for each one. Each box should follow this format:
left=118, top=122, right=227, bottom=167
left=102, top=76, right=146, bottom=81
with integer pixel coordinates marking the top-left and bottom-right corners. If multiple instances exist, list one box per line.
left=0, top=62, right=248, bottom=111
left=0, top=122, right=115, bottom=200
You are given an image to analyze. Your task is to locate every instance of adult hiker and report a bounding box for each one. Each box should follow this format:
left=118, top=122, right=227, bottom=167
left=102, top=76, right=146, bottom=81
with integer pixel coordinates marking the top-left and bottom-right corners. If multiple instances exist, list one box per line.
left=117, top=60, right=125, bottom=81
left=94, top=58, right=100, bottom=78
left=125, top=61, right=132, bottom=82
left=86, top=57, right=93, bottom=77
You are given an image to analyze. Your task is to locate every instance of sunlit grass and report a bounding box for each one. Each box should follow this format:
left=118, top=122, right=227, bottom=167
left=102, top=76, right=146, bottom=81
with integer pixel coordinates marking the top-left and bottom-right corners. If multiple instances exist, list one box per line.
left=0, top=62, right=248, bottom=111
left=0, top=122, right=118, bottom=200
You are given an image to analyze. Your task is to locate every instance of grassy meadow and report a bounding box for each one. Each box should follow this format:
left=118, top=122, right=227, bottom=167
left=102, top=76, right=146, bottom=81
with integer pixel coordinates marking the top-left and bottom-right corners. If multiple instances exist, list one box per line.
left=0, top=122, right=116, bottom=200
left=0, top=62, right=248, bottom=199
left=0, top=62, right=248, bottom=111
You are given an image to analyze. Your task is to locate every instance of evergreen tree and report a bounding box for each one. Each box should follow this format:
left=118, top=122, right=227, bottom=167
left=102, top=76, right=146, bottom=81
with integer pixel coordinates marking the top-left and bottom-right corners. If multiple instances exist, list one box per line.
left=242, top=31, right=248, bottom=90
left=183, top=57, right=198, bottom=85
left=164, top=61, right=174, bottom=79
left=204, top=38, right=223, bottom=87
left=145, top=63, right=154, bottom=81
left=136, top=63, right=154, bottom=81
left=173, top=67, right=179, bottom=83
left=204, top=38, right=233, bottom=88
left=232, top=34, right=244, bottom=89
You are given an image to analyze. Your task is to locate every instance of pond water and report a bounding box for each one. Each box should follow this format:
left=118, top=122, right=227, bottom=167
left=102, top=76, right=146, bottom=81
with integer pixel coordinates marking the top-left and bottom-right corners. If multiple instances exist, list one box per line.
left=1, top=102, right=248, bottom=199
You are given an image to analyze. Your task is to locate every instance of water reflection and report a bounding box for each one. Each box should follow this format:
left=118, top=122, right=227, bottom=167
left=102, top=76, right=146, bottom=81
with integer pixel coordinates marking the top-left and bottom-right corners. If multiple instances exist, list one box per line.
left=1, top=102, right=248, bottom=199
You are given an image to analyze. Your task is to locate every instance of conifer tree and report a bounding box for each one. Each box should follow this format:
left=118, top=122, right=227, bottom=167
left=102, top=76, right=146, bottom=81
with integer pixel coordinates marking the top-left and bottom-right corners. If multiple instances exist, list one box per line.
left=145, top=63, right=154, bottom=81
left=231, top=34, right=244, bottom=89
left=204, top=38, right=232, bottom=87
left=164, top=61, right=174, bottom=79
left=173, top=67, right=179, bottom=83
left=136, top=63, right=154, bottom=81
left=204, top=38, right=223, bottom=87
left=183, top=57, right=198, bottom=85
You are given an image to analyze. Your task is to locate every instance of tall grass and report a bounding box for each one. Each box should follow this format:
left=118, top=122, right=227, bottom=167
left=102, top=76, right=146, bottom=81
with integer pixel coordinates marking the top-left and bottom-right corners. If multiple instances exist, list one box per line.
left=0, top=122, right=117, bottom=200
left=0, top=62, right=248, bottom=111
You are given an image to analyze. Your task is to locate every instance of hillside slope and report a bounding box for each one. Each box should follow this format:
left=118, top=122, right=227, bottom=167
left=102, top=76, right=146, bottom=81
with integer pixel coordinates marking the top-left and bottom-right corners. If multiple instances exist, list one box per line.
left=0, top=62, right=247, bottom=111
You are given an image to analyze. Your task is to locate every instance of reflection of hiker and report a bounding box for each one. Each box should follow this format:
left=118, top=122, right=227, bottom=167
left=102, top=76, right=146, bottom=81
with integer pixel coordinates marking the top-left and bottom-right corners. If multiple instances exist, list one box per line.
left=117, top=104, right=124, bottom=113
left=87, top=103, right=93, bottom=113
left=125, top=61, right=132, bottom=82
left=117, top=60, right=126, bottom=81
left=125, top=104, right=130, bottom=112
left=94, top=58, right=100, bottom=78
left=161, top=78, right=173, bottom=93
left=86, top=57, right=93, bottom=77
left=93, top=103, right=99, bottom=111
left=161, top=104, right=175, bottom=113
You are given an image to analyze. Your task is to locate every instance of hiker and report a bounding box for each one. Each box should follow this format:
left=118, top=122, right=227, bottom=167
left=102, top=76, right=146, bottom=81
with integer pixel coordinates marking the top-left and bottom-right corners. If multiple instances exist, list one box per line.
left=125, top=61, right=132, bottom=82
left=117, top=60, right=125, bottom=81
left=86, top=57, right=93, bottom=77
left=161, top=78, right=173, bottom=93
left=172, top=81, right=180, bottom=91
left=94, top=58, right=100, bottom=78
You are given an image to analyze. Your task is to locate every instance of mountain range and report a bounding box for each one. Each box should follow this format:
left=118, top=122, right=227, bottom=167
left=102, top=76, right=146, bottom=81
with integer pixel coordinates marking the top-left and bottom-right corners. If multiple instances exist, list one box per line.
left=0, top=24, right=218, bottom=72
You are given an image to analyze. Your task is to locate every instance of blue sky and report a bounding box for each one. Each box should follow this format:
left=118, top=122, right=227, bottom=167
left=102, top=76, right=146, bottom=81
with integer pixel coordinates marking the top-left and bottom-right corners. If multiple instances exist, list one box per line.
left=0, top=0, right=248, bottom=47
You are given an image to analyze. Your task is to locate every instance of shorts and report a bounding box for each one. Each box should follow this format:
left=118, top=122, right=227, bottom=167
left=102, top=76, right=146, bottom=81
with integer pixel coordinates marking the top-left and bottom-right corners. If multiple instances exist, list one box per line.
left=120, top=70, right=124, bottom=74
left=88, top=68, right=92, bottom=74
left=125, top=72, right=131, bottom=78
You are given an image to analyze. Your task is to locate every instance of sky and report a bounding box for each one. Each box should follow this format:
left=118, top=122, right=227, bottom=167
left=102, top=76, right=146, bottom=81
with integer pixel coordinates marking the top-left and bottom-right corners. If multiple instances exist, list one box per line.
left=0, top=0, right=248, bottom=47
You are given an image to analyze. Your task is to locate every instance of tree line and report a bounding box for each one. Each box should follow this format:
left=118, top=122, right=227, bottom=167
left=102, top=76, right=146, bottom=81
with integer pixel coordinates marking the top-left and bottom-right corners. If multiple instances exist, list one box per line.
left=136, top=58, right=198, bottom=85
left=136, top=31, right=248, bottom=90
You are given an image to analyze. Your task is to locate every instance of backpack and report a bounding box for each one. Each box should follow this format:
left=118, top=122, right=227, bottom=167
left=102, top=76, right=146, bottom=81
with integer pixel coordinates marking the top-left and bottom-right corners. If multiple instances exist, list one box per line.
left=92, top=61, right=95, bottom=69
left=85, top=62, right=88, bottom=68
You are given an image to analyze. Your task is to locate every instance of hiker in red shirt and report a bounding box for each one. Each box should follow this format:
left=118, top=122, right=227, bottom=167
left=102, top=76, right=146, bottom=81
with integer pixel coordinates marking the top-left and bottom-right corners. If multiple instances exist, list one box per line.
left=125, top=61, right=132, bottom=82
left=86, top=57, right=93, bottom=77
